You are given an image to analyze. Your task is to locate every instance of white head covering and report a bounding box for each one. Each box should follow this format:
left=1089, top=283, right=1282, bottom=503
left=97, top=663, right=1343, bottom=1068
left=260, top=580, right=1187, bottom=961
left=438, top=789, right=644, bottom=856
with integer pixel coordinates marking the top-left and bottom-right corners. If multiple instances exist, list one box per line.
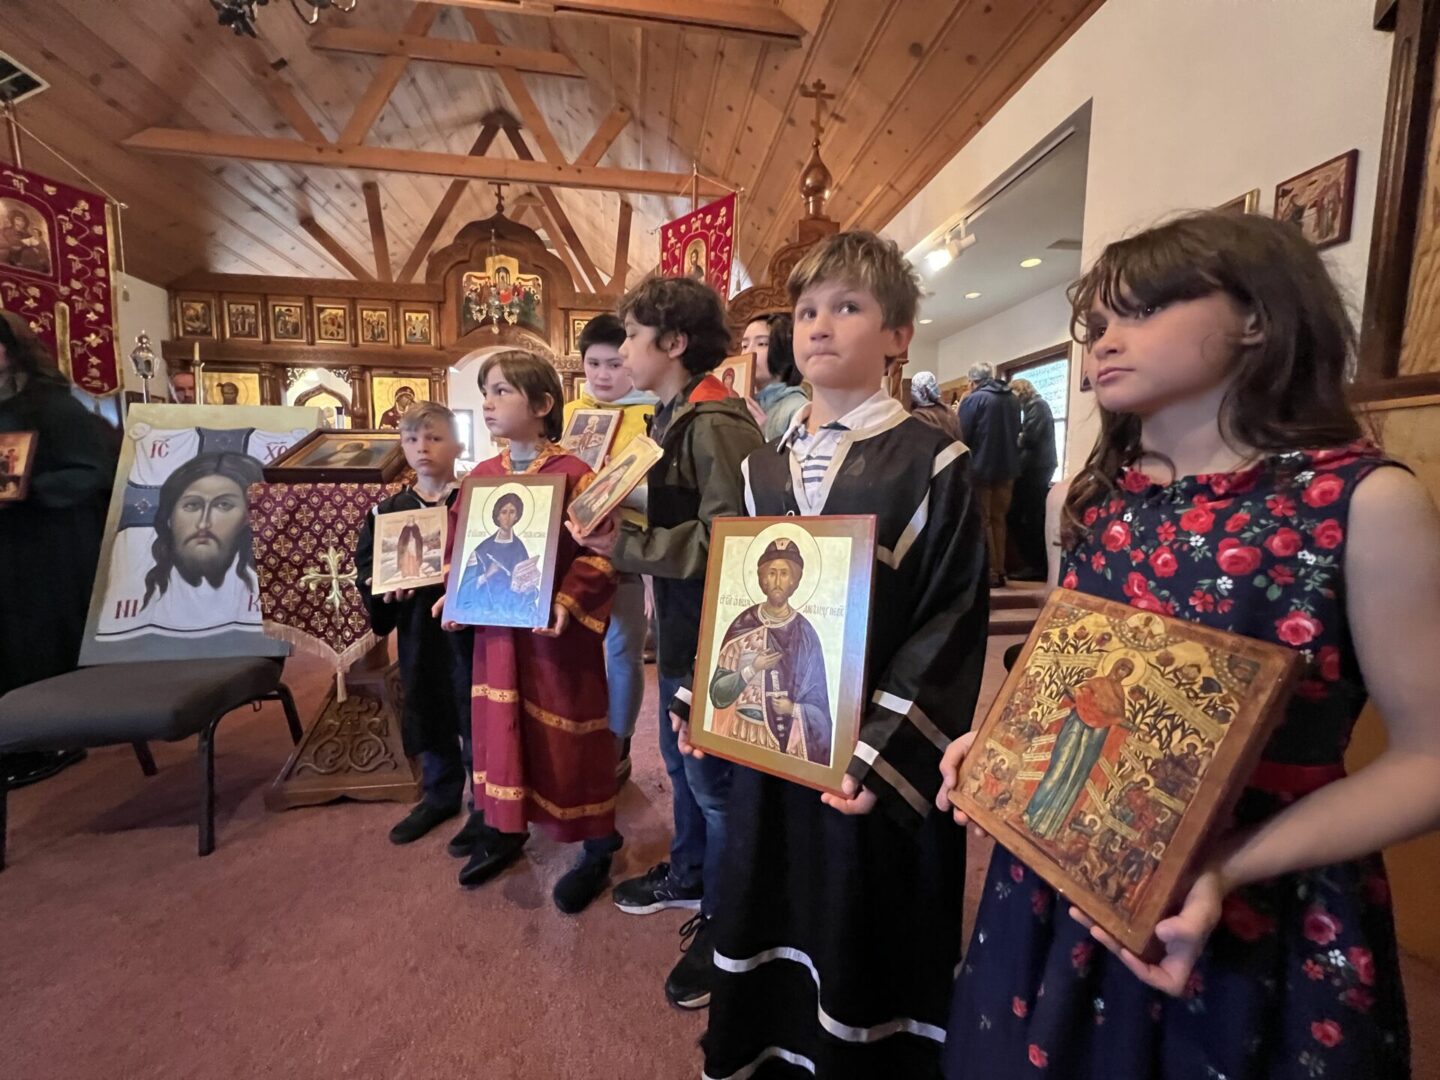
left=911, top=370, right=942, bottom=406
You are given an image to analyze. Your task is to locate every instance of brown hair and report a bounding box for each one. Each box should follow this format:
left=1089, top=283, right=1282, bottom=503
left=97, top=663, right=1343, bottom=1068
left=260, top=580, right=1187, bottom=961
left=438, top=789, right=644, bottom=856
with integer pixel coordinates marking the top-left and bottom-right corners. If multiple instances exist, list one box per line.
left=786, top=230, right=922, bottom=331
left=399, top=400, right=458, bottom=440
left=0, top=309, right=66, bottom=385
left=477, top=350, right=563, bottom=442
left=1061, top=210, right=1364, bottom=548
left=618, top=276, right=731, bottom=375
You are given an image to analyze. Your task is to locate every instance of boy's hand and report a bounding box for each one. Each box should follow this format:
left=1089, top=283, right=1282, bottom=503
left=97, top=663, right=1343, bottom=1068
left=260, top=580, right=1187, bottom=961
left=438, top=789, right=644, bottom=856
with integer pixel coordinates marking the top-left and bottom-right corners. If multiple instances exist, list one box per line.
left=382, top=588, right=414, bottom=604
left=433, top=594, right=464, bottom=631
left=643, top=575, right=655, bottom=620
left=821, top=774, right=876, bottom=815
left=534, top=602, right=570, bottom=638
left=672, top=710, right=704, bottom=758
left=743, top=395, right=766, bottom=428
left=935, top=731, right=988, bottom=837
left=569, top=514, right=619, bottom=557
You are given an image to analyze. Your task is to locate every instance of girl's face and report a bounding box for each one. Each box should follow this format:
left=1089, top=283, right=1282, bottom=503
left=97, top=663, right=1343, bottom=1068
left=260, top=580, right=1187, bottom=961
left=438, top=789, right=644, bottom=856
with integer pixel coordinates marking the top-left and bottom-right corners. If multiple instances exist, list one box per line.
left=1082, top=291, right=1260, bottom=417
left=582, top=342, right=633, bottom=402
left=740, top=319, right=773, bottom=386
left=620, top=316, right=682, bottom=393
left=481, top=365, right=549, bottom=442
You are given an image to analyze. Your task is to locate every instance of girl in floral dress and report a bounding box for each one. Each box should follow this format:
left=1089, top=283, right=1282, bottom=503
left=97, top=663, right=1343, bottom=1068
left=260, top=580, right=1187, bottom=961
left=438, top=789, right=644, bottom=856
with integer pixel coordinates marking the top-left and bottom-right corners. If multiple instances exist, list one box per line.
left=938, top=211, right=1440, bottom=1079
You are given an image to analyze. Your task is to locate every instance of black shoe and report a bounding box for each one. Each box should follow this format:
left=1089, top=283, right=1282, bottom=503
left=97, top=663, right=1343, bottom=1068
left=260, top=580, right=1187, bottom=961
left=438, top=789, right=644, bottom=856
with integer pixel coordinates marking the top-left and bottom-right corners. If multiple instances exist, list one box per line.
left=388, top=801, right=459, bottom=845
left=553, top=847, right=614, bottom=914
left=664, top=913, right=715, bottom=1010
left=446, top=810, right=498, bottom=858
left=613, top=861, right=703, bottom=915
left=0, top=749, right=86, bottom=790
left=615, top=736, right=632, bottom=785
left=458, top=831, right=527, bottom=889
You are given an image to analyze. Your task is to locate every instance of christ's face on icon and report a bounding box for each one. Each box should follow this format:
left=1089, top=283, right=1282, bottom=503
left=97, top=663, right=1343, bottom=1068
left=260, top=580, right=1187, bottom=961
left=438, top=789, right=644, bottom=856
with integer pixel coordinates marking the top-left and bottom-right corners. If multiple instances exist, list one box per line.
left=171, top=475, right=247, bottom=581
left=758, top=558, right=800, bottom=608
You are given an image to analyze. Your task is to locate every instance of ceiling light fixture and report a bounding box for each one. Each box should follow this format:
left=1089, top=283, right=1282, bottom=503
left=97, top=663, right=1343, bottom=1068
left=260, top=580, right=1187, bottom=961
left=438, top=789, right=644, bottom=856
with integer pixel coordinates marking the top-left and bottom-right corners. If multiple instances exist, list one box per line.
left=210, top=0, right=358, bottom=37
left=965, top=291, right=982, bottom=299
left=924, top=223, right=976, bottom=272
left=1020, top=257, right=1043, bottom=268
left=919, top=318, right=934, bottom=325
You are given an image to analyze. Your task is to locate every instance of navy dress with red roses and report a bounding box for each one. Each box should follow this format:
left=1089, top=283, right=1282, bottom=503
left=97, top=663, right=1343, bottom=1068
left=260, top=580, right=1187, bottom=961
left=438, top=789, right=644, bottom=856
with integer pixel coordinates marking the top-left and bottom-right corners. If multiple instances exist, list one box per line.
left=945, top=443, right=1411, bottom=1080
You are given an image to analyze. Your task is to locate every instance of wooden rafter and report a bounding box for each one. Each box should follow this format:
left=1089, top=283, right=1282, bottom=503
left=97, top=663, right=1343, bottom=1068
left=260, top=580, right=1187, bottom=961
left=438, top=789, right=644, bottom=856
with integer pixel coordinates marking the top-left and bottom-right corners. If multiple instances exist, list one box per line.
left=338, top=4, right=440, bottom=147
left=440, top=0, right=806, bottom=46
left=362, top=181, right=393, bottom=281
left=575, top=104, right=632, bottom=167
left=241, top=42, right=328, bottom=144
left=466, top=13, right=567, bottom=163
left=397, top=124, right=500, bottom=283
left=120, top=128, right=730, bottom=198
left=523, top=194, right=590, bottom=292
left=310, top=27, right=586, bottom=78
left=611, top=198, right=633, bottom=288
left=501, top=123, right=604, bottom=291
left=299, top=216, right=375, bottom=280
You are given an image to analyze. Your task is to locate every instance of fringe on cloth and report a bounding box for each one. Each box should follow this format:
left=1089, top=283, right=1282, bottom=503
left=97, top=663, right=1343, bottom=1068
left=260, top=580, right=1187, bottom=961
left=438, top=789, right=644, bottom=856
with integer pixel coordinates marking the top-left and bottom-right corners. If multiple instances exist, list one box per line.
left=262, top=622, right=377, bottom=702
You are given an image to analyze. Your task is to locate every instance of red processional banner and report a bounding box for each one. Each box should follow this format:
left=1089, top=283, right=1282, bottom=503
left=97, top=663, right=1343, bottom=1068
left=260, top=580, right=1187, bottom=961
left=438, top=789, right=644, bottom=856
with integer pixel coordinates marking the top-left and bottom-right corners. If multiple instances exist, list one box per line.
left=0, top=164, right=121, bottom=395
left=660, top=193, right=736, bottom=299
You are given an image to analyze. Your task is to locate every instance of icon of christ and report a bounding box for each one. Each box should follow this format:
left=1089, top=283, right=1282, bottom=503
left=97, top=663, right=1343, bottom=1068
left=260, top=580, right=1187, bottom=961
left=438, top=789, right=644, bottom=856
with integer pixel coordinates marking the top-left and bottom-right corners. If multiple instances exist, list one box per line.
left=707, top=537, right=832, bottom=766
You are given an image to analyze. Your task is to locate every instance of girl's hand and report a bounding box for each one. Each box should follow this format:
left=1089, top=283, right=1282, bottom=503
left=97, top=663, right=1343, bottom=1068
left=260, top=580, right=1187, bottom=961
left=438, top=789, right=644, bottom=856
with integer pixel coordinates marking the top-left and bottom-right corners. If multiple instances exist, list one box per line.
left=1068, top=864, right=1228, bottom=996
left=672, top=710, right=704, bottom=758
left=936, top=731, right=988, bottom=836
left=534, top=602, right=570, bottom=638
left=821, top=774, right=877, bottom=815
left=743, top=395, right=766, bottom=428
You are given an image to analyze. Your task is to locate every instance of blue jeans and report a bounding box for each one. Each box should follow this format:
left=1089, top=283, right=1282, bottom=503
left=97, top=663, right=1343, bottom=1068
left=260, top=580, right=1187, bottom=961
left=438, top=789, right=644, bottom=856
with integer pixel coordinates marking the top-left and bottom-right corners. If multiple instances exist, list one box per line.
left=657, top=672, right=733, bottom=917
left=605, top=575, right=647, bottom=740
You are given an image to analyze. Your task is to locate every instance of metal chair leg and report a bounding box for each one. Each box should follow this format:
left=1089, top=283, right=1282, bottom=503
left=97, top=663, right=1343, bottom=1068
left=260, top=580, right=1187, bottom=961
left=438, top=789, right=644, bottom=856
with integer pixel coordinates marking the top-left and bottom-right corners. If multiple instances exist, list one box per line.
left=198, top=719, right=218, bottom=857
left=276, top=684, right=303, bottom=745
left=132, top=741, right=158, bottom=777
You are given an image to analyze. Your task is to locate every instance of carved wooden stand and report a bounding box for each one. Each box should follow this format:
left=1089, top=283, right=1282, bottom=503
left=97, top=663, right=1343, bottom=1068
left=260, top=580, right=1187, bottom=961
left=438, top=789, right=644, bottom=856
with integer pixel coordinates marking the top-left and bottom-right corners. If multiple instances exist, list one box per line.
left=265, top=644, right=420, bottom=810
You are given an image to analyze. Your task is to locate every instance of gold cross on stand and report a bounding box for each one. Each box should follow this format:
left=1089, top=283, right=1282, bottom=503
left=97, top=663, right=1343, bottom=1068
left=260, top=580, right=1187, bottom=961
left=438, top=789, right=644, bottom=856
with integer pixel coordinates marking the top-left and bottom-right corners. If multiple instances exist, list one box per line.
left=491, top=182, right=508, bottom=216
left=799, top=79, right=837, bottom=149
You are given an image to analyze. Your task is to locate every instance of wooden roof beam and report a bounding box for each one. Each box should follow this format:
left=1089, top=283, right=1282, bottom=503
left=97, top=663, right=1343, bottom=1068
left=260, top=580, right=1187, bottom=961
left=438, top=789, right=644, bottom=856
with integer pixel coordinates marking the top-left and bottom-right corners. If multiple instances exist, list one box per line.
left=575, top=105, right=632, bottom=168
left=121, top=128, right=733, bottom=198
left=299, top=216, right=376, bottom=280
left=337, top=3, right=440, bottom=147
left=526, top=195, right=591, bottom=294
left=611, top=198, right=633, bottom=288
left=397, top=124, right=500, bottom=284
left=441, top=0, right=806, bottom=47
left=362, top=180, right=393, bottom=281
left=310, top=27, right=586, bottom=78
left=501, top=124, right=604, bottom=291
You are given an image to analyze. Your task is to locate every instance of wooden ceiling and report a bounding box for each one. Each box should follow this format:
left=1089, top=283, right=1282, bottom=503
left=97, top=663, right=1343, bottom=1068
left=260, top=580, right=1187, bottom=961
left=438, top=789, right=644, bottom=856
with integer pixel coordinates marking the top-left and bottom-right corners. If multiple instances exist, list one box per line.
left=0, top=0, right=1104, bottom=293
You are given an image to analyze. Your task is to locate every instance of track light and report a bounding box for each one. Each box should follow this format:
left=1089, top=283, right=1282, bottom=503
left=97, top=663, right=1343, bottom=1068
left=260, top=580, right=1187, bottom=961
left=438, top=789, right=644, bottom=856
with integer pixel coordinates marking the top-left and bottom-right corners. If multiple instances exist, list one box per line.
left=924, top=226, right=976, bottom=272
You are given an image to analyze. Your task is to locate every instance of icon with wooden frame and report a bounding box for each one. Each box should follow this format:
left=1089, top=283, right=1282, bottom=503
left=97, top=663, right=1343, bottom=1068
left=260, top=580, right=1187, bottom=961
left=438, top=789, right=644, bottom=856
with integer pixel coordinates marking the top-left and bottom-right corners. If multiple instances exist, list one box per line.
left=313, top=299, right=352, bottom=345
left=358, top=303, right=394, bottom=346
left=223, top=298, right=264, bottom=342
left=713, top=353, right=755, bottom=400
left=269, top=298, right=308, bottom=342
left=0, top=431, right=37, bottom=503
left=950, top=588, right=1299, bottom=962
left=401, top=306, right=435, bottom=347
left=1273, top=149, right=1359, bottom=250
left=560, top=407, right=620, bottom=472
left=689, top=515, right=877, bottom=794
left=443, top=474, right=565, bottom=630
left=371, top=505, right=448, bottom=595
left=262, top=428, right=406, bottom=483
left=176, top=295, right=216, bottom=339
left=567, top=434, right=662, bottom=538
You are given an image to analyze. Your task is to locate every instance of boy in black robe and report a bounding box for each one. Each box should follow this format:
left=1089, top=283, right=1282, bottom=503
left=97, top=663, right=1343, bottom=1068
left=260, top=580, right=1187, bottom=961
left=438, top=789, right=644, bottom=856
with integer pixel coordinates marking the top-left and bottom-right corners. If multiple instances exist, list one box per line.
left=672, top=231, right=989, bottom=1078
left=354, top=402, right=479, bottom=852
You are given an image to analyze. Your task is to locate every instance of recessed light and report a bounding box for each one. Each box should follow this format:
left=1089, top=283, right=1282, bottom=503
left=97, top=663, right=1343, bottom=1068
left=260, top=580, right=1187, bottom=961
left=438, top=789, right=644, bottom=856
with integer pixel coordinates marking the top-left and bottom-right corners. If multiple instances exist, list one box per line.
left=1020, top=257, right=1043, bottom=268
left=919, top=318, right=933, bottom=325
left=965, top=291, right=981, bottom=299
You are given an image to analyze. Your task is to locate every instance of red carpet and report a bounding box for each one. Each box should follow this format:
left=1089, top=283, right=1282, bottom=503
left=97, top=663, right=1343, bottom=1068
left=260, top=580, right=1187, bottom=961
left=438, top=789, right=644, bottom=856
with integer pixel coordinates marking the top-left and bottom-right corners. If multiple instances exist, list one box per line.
left=2, top=644, right=1437, bottom=1078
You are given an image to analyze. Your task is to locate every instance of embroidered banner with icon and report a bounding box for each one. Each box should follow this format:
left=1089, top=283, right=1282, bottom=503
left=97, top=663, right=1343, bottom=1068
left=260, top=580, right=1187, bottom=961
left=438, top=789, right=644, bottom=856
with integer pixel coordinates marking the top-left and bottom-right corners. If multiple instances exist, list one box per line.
left=660, top=193, right=736, bottom=299
left=0, top=164, right=120, bottom=394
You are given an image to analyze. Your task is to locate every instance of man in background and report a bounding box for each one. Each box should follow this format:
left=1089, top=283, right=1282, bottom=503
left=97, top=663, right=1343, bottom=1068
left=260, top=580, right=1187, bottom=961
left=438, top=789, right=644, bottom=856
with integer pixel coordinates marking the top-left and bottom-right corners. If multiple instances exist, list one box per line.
left=1008, top=378, right=1057, bottom=581
left=958, top=362, right=1022, bottom=587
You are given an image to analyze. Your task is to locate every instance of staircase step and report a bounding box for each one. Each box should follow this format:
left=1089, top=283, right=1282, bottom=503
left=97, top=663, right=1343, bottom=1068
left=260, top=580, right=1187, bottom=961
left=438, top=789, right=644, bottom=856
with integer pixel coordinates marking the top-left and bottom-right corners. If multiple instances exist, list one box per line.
left=991, top=587, right=1046, bottom=611
left=990, top=611, right=1040, bottom=636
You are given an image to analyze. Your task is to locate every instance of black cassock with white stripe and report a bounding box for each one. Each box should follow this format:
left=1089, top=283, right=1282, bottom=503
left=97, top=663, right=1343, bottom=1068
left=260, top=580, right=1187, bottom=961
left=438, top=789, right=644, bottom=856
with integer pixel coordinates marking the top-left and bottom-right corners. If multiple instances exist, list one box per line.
left=693, top=400, right=990, bottom=1079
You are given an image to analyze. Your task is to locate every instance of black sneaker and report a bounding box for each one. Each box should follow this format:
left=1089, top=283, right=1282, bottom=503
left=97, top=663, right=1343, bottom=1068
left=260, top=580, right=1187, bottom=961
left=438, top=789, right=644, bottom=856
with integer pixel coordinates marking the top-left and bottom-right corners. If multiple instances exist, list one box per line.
left=612, top=861, right=703, bottom=915
left=553, top=848, right=614, bottom=914
left=457, top=831, right=527, bottom=889
left=446, top=810, right=497, bottom=858
left=388, top=801, right=459, bottom=845
left=664, top=913, right=715, bottom=1010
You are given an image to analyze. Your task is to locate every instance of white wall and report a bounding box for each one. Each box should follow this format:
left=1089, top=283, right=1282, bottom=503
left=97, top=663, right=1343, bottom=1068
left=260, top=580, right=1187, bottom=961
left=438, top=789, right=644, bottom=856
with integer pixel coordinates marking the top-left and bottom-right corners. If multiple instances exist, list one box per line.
left=886, top=0, right=1392, bottom=474
left=113, top=273, right=170, bottom=395
left=934, top=282, right=1073, bottom=385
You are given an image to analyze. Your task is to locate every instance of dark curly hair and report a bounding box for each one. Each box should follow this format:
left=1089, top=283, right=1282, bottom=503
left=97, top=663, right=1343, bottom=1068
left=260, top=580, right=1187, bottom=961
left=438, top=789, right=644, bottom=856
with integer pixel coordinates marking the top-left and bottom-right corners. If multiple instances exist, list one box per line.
left=576, top=312, right=624, bottom=358
left=746, top=312, right=801, bottom=387
left=618, top=276, right=731, bottom=375
left=0, top=310, right=67, bottom=385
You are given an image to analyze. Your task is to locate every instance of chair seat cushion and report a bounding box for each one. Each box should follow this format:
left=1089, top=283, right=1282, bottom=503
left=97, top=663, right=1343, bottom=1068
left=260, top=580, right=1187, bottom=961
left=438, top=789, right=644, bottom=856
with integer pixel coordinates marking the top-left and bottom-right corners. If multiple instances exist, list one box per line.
left=0, top=659, right=283, bottom=752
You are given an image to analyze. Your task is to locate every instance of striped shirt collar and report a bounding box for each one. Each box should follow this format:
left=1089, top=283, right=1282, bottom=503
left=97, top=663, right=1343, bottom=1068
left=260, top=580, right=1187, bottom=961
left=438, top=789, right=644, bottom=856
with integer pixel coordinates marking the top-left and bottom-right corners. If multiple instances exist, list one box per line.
left=780, top=388, right=901, bottom=450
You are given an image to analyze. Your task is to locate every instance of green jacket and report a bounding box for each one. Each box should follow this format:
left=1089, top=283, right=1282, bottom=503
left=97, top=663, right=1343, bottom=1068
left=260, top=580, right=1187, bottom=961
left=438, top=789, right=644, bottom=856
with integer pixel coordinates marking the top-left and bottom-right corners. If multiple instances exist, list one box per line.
left=612, top=372, right=762, bottom=676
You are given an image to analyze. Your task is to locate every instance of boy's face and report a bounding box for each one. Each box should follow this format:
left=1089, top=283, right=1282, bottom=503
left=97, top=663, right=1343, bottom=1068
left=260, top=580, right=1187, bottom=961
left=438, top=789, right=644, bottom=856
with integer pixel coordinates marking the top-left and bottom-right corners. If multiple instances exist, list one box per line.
left=793, top=279, right=912, bottom=392
left=402, top=419, right=460, bottom=477
left=481, top=364, right=550, bottom=441
left=582, top=342, right=633, bottom=402
left=620, top=315, right=683, bottom=393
